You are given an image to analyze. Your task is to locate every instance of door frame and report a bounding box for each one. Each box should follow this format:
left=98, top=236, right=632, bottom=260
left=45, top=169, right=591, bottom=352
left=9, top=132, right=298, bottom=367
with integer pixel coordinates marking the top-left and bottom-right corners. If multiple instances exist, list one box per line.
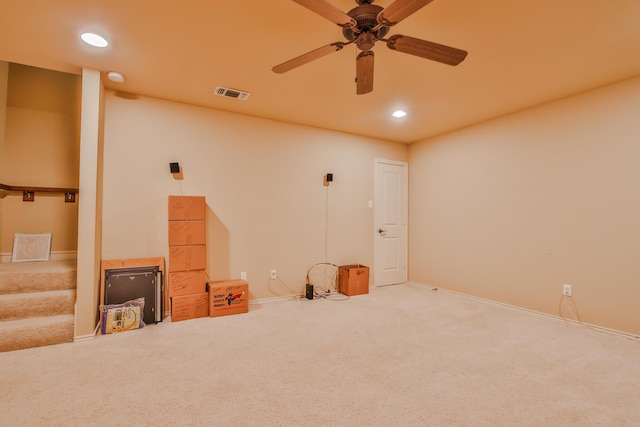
left=373, top=158, right=408, bottom=287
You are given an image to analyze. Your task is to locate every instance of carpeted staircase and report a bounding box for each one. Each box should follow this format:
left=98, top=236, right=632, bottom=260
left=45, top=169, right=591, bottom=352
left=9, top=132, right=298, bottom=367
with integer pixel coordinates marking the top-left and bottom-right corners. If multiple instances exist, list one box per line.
left=0, top=259, right=77, bottom=352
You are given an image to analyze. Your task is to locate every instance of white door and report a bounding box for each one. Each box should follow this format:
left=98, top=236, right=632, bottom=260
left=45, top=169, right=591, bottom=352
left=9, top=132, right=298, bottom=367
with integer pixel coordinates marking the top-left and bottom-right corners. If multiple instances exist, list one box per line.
left=373, top=159, right=408, bottom=286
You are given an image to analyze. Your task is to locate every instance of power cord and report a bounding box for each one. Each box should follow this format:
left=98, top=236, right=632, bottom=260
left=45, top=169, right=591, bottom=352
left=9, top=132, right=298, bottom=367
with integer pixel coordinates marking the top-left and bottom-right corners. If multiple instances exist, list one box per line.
left=324, top=185, right=329, bottom=263
left=304, top=262, right=349, bottom=301
left=306, top=262, right=339, bottom=292
left=268, top=273, right=300, bottom=298
left=558, top=294, right=639, bottom=341
left=312, top=289, right=349, bottom=301
left=559, top=294, right=581, bottom=323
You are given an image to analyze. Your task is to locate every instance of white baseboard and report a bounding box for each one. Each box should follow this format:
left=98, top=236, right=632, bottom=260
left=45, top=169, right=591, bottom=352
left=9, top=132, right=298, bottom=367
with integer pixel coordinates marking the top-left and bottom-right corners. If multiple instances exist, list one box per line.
left=74, top=318, right=98, bottom=342
left=0, top=250, right=77, bottom=263
left=407, top=280, right=640, bottom=341
left=158, top=294, right=298, bottom=320
left=405, top=280, right=438, bottom=289
left=250, top=294, right=301, bottom=305
left=74, top=334, right=96, bottom=343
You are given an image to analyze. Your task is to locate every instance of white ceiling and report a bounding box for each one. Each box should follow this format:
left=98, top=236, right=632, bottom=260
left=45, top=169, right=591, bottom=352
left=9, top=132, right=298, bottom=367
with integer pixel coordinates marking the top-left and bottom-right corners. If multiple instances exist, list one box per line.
left=1, top=0, right=640, bottom=143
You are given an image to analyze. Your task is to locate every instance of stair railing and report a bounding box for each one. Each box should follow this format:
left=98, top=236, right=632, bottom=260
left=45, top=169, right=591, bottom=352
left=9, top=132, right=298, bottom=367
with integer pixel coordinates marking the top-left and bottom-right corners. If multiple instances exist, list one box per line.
left=0, top=183, right=78, bottom=202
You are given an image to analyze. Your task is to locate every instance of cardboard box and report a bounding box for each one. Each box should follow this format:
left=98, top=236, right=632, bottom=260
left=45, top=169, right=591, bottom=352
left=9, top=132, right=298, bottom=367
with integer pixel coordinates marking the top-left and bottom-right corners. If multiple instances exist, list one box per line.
left=208, top=280, right=249, bottom=317
left=168, top=195, right=206, bottom=221
left=168, top=270, right=208, bottom=297
left=169, top=245, right=206, bottom=272
left=168, top=220, right=206, bottom=246
left=338, top=264, right=369, bottom=296
left=171, top=292, right=209, bottom=322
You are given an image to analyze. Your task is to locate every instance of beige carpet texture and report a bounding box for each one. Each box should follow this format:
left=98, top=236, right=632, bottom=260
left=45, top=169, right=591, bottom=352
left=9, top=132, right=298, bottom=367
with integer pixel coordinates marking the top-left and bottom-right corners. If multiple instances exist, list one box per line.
left=0, top=260, right=76, bottom=352
left=1, top=283, right=639, bottom=426
left=0, top=259, right=77, bottom=294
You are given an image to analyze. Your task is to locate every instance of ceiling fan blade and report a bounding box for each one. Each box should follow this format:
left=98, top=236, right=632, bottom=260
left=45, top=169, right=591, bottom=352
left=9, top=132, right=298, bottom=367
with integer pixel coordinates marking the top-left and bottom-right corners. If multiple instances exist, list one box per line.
left=292, top=0, right=356, bottom=27
left=386, top=35, right=467, bottom=66
left=273, top=43, right=345, bottom=74
left=377, top=0, right=434, bottom=26
left=356, top=51, right=374, bottom=95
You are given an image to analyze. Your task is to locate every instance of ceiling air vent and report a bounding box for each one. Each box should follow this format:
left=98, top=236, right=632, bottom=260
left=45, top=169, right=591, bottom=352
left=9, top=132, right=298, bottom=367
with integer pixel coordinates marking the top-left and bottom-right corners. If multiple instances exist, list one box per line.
left=214, top=86, right=251, bottom=101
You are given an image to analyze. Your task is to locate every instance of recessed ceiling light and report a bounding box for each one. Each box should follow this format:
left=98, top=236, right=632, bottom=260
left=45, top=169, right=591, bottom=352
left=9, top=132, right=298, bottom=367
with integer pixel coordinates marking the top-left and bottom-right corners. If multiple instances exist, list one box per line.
left=107, top=71, right=124, bottom=83
left=392, top=110, right=407, bottom=118
left=81, top=32, right=109, bottom=48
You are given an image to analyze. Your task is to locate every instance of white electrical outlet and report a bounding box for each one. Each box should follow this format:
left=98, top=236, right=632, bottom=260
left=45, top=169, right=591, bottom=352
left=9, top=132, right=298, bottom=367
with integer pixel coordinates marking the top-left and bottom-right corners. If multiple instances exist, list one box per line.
left=271, top=269, right=277, bottom=279
left=241, top=272, right=247, bottom=281
left=563, top=283, right=572, bottom=297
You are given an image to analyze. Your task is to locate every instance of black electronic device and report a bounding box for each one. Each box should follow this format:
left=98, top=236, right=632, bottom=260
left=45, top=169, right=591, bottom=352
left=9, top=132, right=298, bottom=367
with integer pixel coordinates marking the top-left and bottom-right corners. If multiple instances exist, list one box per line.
left=326, top=173, right=333, bottom=182
left=169, top=162, right=180, bottom=173
left=104, top=266, right=162, bottom=324
left=305, top=283, right=314, bottom=300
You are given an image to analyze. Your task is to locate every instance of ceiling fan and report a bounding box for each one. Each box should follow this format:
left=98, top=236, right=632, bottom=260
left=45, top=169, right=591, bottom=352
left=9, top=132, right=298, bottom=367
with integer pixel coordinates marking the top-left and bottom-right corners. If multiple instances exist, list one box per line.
left=272, top=0, right=468, bottom=95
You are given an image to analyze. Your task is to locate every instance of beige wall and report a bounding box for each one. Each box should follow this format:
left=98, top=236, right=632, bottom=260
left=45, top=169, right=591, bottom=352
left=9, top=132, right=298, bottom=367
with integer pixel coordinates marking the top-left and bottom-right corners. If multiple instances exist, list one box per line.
left=0, top=63, right=80, bottom=255
left=0, top=61, right=8, bottom=248
left=409, top=76, right=640, bottom=335
left=75, top=69, right=104, bottom=338
left=102, top=91, right=408, bottom=300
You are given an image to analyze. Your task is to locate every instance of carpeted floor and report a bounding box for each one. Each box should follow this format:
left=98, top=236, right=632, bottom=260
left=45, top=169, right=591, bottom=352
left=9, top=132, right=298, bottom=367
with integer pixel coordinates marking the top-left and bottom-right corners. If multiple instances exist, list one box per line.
left=0, top=259, right=77, bottom=294
left=0, top=260, right=77, bottom=352
left=1, top=283, right=639, bottom=426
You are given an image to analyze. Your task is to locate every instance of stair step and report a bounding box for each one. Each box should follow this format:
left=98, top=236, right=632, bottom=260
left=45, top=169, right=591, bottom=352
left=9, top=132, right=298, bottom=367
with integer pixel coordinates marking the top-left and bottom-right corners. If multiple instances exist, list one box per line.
left=0, top=314, right=74, bottom=352
left=0, top=289, right=76, bottom=321
left=0, top=259, right=77, bottom=295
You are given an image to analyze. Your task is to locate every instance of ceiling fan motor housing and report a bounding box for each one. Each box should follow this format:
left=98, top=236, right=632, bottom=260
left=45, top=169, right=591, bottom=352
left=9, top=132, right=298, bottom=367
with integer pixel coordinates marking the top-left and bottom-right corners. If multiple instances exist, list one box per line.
left=272, top=0, right=468, bottom=95
left=342, top=3, right=389, bottom=50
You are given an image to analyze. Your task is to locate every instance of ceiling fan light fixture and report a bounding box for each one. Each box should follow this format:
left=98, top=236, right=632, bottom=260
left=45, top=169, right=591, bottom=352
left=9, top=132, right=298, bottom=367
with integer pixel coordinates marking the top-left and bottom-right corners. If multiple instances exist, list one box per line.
left=392, top=110, right=407, bottom=118
left=356, top=32, right=376, bottom=51
left=81, top=32, right=109, bottom=48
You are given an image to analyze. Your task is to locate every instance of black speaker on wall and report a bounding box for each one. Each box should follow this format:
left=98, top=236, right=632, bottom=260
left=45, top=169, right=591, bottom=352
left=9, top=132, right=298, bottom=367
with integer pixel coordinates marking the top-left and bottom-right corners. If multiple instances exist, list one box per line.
left=169, top=162, right=180, bottom=173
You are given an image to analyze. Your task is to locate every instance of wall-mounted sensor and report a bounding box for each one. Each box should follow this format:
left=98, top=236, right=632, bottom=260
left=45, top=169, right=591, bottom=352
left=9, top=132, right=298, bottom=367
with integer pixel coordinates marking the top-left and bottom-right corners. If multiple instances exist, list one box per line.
left=170, top=162, right=183, bottom=180
left=324, top=173, right=333, bottom=186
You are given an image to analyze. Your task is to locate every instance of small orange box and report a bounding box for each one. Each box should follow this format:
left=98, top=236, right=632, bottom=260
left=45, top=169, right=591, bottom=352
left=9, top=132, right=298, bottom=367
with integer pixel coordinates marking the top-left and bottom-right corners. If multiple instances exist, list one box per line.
left=208, top=280, right=249, bottom=317
left=171, top=292, right=209, bottom=322
left=168, top=196, right=206, bottom=221
left=169, top=245, right=206, bottom=272
left=338, top=264, right=369, bottom=296
left=168, top=220, right=206, bottom=246
left=168, top=270, right=208, bottom=297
